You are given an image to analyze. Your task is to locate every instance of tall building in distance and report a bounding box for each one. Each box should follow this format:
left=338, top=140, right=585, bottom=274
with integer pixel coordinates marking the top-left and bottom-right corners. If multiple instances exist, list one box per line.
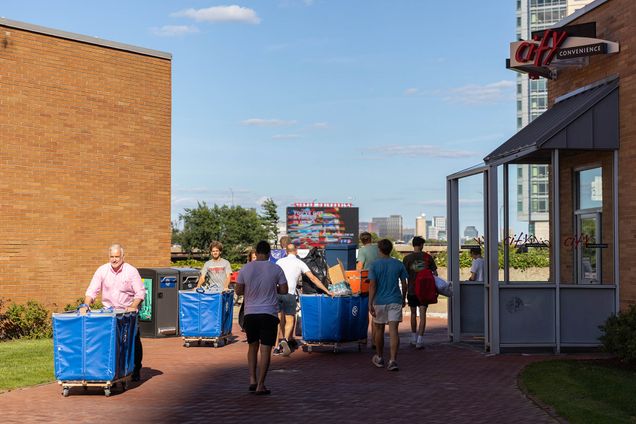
left=371, top=217, right=388, bottom=238
left=515, top=0, right=593, bottom=241
left=415, top=214, right=428, bottom=239
left=429, top=216, right=447, bottom=241
left=387, top=215, right=403, bottom=241
left=464, top=226, right=479, bottom=242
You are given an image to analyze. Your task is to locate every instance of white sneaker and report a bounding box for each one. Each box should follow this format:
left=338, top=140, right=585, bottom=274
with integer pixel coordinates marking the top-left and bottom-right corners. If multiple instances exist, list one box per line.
left=416, top=336, right=425, bottom=349
left=410, top=334, right=417, bottom=346
left=280, top=339, right=291, bottom=356
left=372, top=355, right=385, bottom=368
left=387, top=360, right=399, bottom=371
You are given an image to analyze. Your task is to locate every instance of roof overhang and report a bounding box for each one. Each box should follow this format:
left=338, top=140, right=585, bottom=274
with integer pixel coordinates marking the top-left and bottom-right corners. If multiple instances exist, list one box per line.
left=484, top=77, right=619, bottom=166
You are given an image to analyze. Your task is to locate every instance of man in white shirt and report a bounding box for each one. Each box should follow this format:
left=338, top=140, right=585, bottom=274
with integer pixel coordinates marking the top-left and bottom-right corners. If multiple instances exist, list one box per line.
left=275, top=243, right=333, bottom=355
left=468, top=247, right=485, bottom=282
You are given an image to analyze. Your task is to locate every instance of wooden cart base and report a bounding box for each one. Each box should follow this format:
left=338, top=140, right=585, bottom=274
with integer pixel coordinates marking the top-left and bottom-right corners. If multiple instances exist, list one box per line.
left=301, top=339, right=366, bottom=353
left=182, top=333, right=232, bottom=348
left=58, top=374, right=131, bottom=397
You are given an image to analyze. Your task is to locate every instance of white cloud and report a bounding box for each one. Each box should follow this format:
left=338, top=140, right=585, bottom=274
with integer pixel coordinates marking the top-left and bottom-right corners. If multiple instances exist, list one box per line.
left=404, top=87, right=419, bottom=96
left=241, top=118, right=297, bottom=127
left=303, top=0, right=315, bottom=5
left=311, top=122, right=329, bottom=129
left=443, top=80, right=515, bottom=105
left=151, top=25, right=199, bottom=37
left=272, top=134, right=302, bottom=140
left=364, top=145, right=476, bottom=159
left=172, top=6, right=261, bottom=24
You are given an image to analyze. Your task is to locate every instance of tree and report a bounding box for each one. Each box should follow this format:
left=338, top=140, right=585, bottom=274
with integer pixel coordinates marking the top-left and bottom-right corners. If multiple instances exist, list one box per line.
left=179, top=202, right=269, bottom=262
left=171, top=220, right=182, bottom=246
left=260, top=198, right=279, bottom=245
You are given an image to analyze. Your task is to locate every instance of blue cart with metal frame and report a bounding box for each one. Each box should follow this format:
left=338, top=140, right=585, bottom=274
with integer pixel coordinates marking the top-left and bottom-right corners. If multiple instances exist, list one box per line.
left=299, top=294, right=369, bottom=352
left=179, top=289, right=234, bottom=347
left=53, top=307, right=137, bottom=397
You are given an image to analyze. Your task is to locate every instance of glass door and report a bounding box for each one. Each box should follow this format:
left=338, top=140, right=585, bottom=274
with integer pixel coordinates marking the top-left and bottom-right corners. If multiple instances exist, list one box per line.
left=577, top=213, right=601, bottom=284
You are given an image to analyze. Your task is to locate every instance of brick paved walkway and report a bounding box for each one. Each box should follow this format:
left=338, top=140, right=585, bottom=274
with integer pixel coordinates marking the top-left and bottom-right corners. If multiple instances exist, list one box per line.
left=0, top=317, right=557, bottom=424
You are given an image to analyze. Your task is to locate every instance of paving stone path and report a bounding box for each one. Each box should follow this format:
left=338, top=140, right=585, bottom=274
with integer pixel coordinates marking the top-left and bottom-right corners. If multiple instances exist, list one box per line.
left=0, top=317, right=558, bottom=423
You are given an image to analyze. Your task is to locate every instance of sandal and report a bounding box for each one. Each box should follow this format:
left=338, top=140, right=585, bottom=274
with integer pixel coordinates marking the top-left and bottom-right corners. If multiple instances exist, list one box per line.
left=254, top=388, right=271, bottom=395
left=248, top=384, right=257, bottom=392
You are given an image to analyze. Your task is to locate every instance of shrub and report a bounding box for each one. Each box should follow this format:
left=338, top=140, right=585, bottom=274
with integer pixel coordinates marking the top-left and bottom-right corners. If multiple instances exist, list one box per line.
left=63, top=298, right=104, bottom=312
left=600, top=305, right=636, bottom=364
left=172, top=259, right=205, bottom=268
left=0, top=300, right=52, bottom=340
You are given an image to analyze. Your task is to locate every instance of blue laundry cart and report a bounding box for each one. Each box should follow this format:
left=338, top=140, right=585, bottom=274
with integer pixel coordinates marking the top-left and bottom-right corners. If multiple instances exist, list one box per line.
left=53, top=307, right=138, bottom=397
left=179, top=289, right=234, bottom=347
left=299, top=294, right=368, bottom=352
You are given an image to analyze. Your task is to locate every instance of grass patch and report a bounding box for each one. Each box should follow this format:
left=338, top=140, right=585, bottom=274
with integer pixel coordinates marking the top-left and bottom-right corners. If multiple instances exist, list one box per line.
left=520, top=359, right=636, bottom=424
left=0, top=339, right=54, bottom=391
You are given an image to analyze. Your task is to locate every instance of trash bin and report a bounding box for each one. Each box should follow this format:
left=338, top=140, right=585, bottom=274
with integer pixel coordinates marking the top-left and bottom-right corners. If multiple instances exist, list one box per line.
left=138, top=268, right=179, bottom=338
left=53, top=308, right=137, bottom=396
left=172, top=267, right=200, bottom=290
left=325, top=244, right=358, bottom=270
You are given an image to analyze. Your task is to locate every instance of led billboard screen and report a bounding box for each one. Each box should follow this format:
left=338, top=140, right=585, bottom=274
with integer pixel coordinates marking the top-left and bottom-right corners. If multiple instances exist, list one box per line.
left=286, top=206, right=359, bottom=248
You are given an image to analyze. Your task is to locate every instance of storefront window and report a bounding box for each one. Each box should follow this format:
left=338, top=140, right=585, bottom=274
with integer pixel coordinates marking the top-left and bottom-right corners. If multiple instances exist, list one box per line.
left=577, top=168, right=602, bottom=210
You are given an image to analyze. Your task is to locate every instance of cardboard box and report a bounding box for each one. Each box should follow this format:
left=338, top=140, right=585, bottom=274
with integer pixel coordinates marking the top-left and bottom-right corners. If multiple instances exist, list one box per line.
left=328, top=259, right=346, bottom=284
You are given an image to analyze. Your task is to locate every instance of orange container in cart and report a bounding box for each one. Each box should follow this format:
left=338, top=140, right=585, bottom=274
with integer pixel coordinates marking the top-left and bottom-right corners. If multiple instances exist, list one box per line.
left=345, top=270, right=369, bottom=294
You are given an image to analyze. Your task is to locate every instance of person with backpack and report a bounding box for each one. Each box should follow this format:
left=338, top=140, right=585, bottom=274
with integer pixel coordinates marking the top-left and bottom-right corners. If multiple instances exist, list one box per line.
left=368, top=239, right=408, bottom=371
left=402, top=236, right=438, bottom=349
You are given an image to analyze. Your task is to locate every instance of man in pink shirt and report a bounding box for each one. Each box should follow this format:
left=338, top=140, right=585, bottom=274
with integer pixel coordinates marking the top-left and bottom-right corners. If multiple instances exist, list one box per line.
left=82, top=244, right=146, bottom=381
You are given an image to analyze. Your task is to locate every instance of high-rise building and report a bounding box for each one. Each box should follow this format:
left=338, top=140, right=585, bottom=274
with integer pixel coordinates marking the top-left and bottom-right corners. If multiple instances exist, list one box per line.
left=415, top=214, right=428, bottom=238
left=515, top=0, right=593, bottom=240
left=429, top=216, right=447, bottom=241
left=464, top=226, right=479, bottom=241
left=371, top=217, right=388, bottom=237
left=387, top=215, right=403, bottom=241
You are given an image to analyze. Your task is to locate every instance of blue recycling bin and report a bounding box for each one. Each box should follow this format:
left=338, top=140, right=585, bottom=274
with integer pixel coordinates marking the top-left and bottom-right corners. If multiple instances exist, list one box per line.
left=53, top=309, right=137, bottom=382
left=179, top=290, right=234, bottom=338
left=300, top=295, right=368, bottom=342
left=325, top=244, right=358, bottom=270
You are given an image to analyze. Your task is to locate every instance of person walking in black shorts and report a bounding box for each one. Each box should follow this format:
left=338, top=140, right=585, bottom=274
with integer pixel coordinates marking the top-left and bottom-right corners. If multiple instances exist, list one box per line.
left=402, top=236, right=438, bottom=349
left=236, top=241, right=288, bottom=395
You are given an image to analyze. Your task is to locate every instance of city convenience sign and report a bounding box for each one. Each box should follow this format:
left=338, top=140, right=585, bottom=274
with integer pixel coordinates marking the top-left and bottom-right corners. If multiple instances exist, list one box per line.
left=507, top=22, right=619, bottom=79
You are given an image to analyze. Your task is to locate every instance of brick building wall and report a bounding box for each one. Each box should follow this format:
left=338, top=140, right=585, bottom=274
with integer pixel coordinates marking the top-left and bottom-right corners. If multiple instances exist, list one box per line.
left=549, top=0, right=636, bottom=308
left=0, top=23, right=172, bottom=309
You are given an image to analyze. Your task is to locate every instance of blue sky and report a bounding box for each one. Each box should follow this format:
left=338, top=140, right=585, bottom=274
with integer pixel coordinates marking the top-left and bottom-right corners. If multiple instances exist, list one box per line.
left=2, top=1, right=518, bottom=232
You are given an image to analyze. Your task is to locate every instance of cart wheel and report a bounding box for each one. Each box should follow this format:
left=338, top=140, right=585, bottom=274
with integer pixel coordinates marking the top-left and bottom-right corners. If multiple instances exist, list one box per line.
left=62, top=388, right=70, bottom=397
left=104, top=388, right=111, bottom=397
left=218, top=339, right=225, bottom=347
left=184, top=342, right=190, bottom=348
left=213, top=341, right=219, bottom=348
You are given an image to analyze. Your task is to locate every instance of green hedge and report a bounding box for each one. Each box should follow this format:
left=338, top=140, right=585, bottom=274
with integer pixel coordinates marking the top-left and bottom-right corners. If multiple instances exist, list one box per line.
left=600, top=305, right=636, bottom=364
left=0, top=299, right=52, bottom=340
left=435, top=245, right=550, bottom=271
left=172, top=259, right=243, bottom=272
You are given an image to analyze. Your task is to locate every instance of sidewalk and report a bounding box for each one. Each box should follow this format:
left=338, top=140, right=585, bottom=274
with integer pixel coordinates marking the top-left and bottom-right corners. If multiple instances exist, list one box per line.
left=0, top=318, right=557, bottom=424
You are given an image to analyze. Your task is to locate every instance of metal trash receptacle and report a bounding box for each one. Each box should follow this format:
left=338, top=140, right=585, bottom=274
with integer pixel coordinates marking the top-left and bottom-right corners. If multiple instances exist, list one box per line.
left=172, top=267, right=200, bottom=290
left=325, top=244, right=358, bottom=270
left=138, top=268, right=179, bottom=337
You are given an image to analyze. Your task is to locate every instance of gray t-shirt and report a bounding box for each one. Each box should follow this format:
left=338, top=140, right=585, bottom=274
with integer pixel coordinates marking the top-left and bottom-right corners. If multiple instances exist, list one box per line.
left=357, top=244, right=380, bottom=270
left=237, top=260, right=287, bottom=316
left=200, top=258, right=232, bottom=292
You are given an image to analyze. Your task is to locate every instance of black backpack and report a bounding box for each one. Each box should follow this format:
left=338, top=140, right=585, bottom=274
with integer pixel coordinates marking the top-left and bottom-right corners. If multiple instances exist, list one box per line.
left=300, top=248, right=330, bottom=294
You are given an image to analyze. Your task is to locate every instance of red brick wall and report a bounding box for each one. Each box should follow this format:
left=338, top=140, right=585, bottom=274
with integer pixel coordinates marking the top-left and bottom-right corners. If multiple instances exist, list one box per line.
left=0, top=26, right=171, bottom=309
left=549, top=0, right=636, bottom=309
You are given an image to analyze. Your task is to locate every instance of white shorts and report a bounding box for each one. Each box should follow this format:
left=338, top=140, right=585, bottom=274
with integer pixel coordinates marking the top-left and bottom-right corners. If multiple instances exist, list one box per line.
left=373, top=303, right=403, bottom=324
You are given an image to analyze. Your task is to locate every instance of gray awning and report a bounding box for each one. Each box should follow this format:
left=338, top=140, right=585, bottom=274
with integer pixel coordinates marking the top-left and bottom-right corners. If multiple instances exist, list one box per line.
left=484, top=78, right=619, bottom=165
